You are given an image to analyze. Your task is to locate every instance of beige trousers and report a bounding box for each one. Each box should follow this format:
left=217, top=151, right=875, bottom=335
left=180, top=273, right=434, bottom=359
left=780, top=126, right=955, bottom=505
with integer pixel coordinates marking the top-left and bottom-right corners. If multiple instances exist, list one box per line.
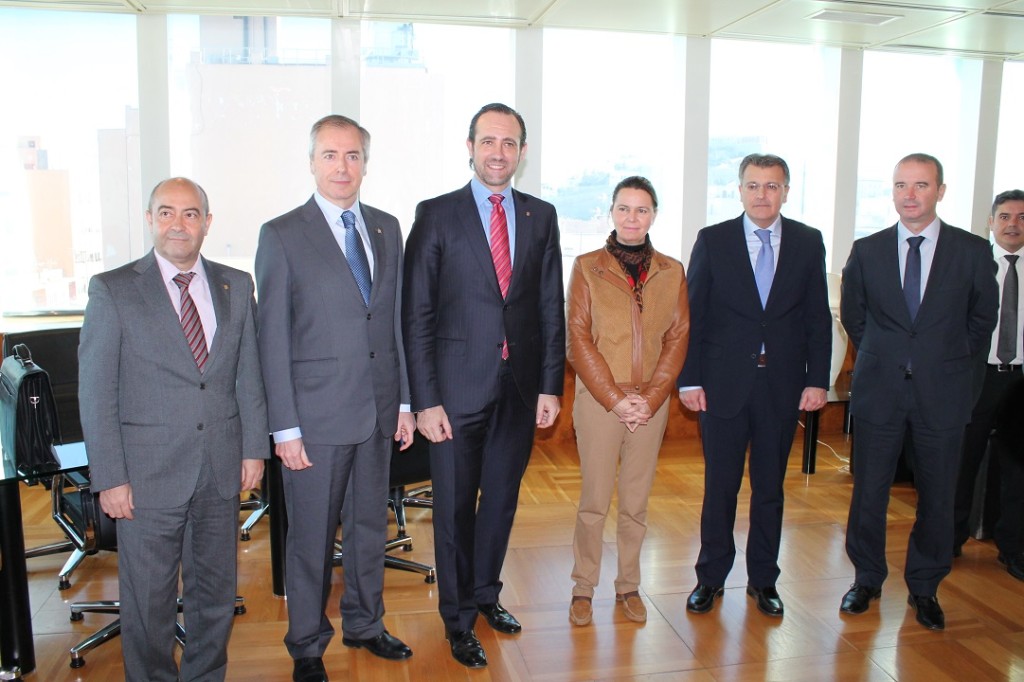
left=570, top=389, right=670, bottom=597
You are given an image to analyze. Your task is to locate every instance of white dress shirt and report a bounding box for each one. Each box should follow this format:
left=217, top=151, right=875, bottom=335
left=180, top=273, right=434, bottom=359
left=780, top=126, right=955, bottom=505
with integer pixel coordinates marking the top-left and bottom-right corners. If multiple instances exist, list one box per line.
left=154, top=250, right=217, bottom=350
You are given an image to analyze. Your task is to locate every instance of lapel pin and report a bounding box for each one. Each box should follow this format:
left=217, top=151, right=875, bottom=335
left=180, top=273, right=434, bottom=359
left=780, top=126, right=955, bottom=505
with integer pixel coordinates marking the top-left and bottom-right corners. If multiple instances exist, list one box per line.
left=526, top=211, right=531, bottom=217
left=222, top=284, right=229, bottom=290
left=376, top=227, right=383, bottom=234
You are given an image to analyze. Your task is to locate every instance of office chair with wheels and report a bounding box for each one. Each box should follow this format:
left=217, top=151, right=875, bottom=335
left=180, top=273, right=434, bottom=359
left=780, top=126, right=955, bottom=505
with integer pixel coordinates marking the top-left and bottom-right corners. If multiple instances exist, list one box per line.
left=333, top=437, right=435, bottom=583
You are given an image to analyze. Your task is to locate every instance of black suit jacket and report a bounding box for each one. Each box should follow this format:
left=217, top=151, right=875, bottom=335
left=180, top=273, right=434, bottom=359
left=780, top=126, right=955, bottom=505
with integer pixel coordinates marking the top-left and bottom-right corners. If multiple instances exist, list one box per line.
left=402, top=183, right=565, bottom=413
left=840, top=222, right=998, bottom=430
left=677, top=214, right=832, bottom=420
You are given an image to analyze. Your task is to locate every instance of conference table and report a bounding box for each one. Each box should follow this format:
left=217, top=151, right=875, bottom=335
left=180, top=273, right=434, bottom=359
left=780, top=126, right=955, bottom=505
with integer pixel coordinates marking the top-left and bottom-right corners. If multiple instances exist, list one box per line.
left=0, top=441, right=88, bottom=679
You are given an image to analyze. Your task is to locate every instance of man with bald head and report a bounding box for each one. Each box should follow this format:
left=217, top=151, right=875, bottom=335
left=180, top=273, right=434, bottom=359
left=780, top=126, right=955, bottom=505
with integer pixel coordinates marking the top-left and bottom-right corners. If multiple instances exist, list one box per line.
left=840, top=154, right=998, bottom=630
left=80, top=177, right=269, bottom=681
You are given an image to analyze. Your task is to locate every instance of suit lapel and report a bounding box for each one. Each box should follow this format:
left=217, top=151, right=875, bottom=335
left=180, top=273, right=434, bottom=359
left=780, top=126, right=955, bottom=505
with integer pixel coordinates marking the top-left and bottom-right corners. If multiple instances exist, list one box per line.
left=728, top=217, right=763, bottom=311
left=457, top=184, right=504, bottom=299
left=916, top=222, right=954, bottom=326
left=360, top=204, right=387, bottom=307
left=876, top=225, right=914, bottom=327
left=134, top=252, right=203, bottom=373
left=204, top=257, right=230, bottom=373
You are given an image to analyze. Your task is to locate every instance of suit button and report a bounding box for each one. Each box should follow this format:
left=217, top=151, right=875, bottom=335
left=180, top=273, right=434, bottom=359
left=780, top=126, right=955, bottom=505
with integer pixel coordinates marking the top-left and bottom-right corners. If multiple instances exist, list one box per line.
left=197, top=423, right=204, bottom=431
left=751, top=353, right=757, bottom=360
left=369, top=352, right=376, bottom=359
left=910, top=332, right=917, bottom=338
left=366, top=313, right=372, bottom=320
left=200, top=383, right=206, bottom=390
left=503, top=305, right=510, bottom=311
left=761, top=321, right=767, bottom=327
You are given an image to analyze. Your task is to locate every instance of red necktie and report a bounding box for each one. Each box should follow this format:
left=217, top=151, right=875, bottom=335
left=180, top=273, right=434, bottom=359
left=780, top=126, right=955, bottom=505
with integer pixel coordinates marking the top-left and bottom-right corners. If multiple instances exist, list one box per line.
left=173, top=272, right=209, bottom=373
left=489, top=194, right=511, bottom=359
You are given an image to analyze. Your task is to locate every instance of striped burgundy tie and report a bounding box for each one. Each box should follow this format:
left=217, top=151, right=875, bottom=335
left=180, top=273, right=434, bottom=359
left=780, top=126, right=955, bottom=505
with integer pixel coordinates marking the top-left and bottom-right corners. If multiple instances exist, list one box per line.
left=173, top=272, right=209, bottom=373
left=489, top=194, right=511, bottom=360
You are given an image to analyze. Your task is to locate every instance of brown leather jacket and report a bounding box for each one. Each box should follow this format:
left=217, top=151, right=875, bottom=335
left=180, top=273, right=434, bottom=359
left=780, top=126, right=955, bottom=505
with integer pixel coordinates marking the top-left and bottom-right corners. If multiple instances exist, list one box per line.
left=566, top=247, right=689, bottom=414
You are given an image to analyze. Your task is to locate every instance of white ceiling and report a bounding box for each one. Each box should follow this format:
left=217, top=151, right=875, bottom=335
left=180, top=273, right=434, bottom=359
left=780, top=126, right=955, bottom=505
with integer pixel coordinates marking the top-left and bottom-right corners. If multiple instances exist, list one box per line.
left=5, top=0, right=1024, bottom=60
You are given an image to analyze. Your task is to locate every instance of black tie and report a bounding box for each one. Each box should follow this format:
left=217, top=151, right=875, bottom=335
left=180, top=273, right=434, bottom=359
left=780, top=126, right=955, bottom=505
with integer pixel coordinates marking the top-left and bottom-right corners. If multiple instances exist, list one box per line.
left=997, top=254, right=1019, bottom=365
left=904, top=236, right=925, bottom=321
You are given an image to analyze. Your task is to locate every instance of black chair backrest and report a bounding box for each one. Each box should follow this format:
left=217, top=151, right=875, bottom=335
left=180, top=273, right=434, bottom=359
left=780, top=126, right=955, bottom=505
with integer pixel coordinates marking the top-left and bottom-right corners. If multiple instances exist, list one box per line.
left=390, top=437, right=431, bottom=488
left=2, top=327, right=82, bottom=444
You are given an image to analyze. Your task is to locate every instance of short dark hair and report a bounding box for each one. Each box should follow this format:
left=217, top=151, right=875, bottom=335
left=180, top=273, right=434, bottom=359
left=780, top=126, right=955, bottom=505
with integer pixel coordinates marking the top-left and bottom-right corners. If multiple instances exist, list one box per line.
left=992, top=189, right=1024, bottom=216
left=309, top=114, right=371, bottom=163
left=467, top=103, right=527, bottom=147
left=738, top=153, right=790, bottom=185
left=897, top=153, right=943, bottom=186
left=147, top=177, right=210, bottom=216
left=611, top=176, right=658, bottom=212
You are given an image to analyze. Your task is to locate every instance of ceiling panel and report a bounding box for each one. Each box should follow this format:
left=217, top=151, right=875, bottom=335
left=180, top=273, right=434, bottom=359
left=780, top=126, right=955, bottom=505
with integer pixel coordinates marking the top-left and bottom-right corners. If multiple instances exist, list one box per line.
left=881, top=10, right=1024, bottom=54
left=537, top=0, right=786, bottom=35
left=350, top=0, right=548, bottom=24
left=717, top=0, right=966, bottom=48
left=136, top=0, right=333, bottom=14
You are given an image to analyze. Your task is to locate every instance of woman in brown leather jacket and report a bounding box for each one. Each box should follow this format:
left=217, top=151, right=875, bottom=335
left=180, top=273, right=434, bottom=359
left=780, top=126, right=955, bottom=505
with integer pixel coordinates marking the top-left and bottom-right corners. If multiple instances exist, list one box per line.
left=566, top=176, right=690, bottom=626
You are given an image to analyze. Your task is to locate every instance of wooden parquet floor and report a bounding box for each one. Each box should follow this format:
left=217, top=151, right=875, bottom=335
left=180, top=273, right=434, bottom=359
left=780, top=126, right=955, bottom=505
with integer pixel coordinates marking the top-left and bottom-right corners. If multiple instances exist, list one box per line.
left=16, top=429, right=1024, bottom=681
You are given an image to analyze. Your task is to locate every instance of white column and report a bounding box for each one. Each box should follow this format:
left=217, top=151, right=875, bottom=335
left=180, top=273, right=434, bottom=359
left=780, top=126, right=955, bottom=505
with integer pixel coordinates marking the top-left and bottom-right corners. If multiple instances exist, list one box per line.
left=331, top=18, right=361, bottom=119
left=137, top=13, right=170, bottom=259
left=831, top=48, right=863, bottom=272
left=514, top=26, right=544, bottom=196
left=971, top=59, right=1003, bottom=236
left=680, top=37, right=711, bottom=265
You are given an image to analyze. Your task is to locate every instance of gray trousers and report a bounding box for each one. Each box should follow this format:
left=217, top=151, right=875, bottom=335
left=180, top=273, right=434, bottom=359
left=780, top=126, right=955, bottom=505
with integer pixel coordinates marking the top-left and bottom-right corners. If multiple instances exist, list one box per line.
left=282, top=426, right=391, bottom=658
left=117, top=457, right=238, bottom=682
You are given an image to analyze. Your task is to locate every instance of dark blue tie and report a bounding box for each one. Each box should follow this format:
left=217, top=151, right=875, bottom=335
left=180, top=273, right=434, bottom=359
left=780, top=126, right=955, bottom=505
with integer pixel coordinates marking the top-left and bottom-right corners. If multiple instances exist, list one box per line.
left=340, top=210, right=371, bottom=306
left=904, top=236, right=924, bottom=321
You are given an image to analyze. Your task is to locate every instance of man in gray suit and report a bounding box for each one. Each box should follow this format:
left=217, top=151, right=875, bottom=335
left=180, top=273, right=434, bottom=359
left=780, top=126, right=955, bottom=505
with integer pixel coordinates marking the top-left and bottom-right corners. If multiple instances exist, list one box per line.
left=79, top=177, right=269, bottom=682
left=256, top=115, right=415, bottom=682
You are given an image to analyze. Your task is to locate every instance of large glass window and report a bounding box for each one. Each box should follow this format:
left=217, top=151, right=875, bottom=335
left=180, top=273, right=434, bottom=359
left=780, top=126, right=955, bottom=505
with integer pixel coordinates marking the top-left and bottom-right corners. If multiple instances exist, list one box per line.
left=856, top=51, right=982, bottom=238
left=359, top=22, right=515, bottom=234
left=541, top=28, right=686, bottom=280
left=707, top=39, right=841, bottom=262
left=167, top=15, right=331, bottom=275
left=0, top=9, right=139, bottom=315
left=994, top=61, right=1024, bottom=199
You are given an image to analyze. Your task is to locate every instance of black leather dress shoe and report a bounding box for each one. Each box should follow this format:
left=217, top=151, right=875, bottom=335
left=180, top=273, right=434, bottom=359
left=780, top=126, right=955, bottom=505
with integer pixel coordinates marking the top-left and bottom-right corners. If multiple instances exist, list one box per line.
left=446, top=629, right=487, bottom=668
left=998, top=553, right=1024, bottom=582
left=686, top=584, right=724, bottom=614
left=341, top=629, right=412, bottom=660
left=746, top=585, right=784, bottom=617
left=293, top=656, right=328, bottom=682
left=907, top=594, right=945, bottom=630
left=478, top=602, right=522, bottom=634
left=840, top=584, right=882, bottom=614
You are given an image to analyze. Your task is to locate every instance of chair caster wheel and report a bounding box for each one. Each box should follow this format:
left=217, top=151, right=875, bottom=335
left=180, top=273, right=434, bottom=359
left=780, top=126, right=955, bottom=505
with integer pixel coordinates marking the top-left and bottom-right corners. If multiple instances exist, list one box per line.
left=425, top=575, right=436, bottom=584
left=59, top=578, right=71, bottom=590
left=70, top=656, right=85, bottom=668
left=70, top=611, right=83, bottom=622
left=240, top=531, right=251, bottom=542
left=234, top=604, right=247, bottom=616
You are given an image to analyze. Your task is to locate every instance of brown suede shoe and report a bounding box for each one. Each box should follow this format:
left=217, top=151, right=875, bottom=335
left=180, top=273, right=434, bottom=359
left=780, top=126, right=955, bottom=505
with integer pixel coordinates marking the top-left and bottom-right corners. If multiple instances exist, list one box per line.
left=616, top=592, right=647, bottom=622
left=569, top=596, right=592, bottom=626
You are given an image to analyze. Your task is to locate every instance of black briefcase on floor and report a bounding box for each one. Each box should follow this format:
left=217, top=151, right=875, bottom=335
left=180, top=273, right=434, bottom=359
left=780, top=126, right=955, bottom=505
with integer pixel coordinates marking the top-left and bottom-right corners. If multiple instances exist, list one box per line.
left=0, top=342, right=62, bottom=477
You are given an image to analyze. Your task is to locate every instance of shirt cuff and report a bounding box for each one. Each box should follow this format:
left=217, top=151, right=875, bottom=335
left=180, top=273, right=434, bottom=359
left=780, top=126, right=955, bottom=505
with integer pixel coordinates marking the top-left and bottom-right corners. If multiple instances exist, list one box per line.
left=272, top=427, right=302, bottom=443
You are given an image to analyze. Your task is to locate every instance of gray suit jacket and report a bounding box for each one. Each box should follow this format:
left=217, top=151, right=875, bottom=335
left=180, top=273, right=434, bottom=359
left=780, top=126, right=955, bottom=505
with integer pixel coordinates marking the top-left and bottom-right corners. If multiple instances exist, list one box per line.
left=79, top=251, right=269, bottom=508
left=255, top=196, right=409, bottom=445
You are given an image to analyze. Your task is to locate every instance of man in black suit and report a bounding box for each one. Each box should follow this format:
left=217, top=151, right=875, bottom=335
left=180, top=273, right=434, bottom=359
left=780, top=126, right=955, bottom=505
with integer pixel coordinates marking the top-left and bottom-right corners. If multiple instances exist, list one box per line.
left=402, top=103, right=565, bottom=668
left=839, top=153, right=998, bottom=630
left=953, top=189, right=1024, bottom=577
left=678, top=154, right=832, bottom=618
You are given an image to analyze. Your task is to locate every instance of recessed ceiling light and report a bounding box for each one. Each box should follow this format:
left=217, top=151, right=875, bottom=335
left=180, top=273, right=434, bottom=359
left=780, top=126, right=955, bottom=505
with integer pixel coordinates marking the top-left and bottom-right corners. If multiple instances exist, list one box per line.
left=807, top=9, right=901, bottom=26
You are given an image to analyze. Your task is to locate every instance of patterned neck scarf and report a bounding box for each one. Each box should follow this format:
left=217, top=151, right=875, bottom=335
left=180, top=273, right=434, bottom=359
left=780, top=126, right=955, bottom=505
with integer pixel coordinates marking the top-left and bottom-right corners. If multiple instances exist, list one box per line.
left=605, top=230, right=653, bottom=312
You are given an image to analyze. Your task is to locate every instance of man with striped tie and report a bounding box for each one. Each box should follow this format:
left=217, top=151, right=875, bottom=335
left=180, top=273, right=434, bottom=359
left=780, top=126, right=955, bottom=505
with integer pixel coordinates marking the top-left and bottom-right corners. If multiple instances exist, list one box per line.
left=79, top=177, right=269, bottom=681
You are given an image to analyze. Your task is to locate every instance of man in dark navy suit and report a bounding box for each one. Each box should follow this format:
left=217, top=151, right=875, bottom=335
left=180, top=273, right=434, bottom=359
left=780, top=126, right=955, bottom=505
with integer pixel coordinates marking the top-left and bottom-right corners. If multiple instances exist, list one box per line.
left=402, top=103, right=565, bottom=668
left=678, top=154, right=832, bottom=618
left=840, top=153, right=997, bottom=630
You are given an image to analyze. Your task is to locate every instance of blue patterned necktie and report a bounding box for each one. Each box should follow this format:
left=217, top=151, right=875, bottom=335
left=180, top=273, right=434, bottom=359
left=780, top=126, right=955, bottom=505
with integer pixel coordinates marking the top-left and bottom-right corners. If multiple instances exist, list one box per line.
left=340, top=210, right=371, bottom=306
left=753, top=228, right=774, bottom=308
left=904, top=236, right=924, bottom=321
